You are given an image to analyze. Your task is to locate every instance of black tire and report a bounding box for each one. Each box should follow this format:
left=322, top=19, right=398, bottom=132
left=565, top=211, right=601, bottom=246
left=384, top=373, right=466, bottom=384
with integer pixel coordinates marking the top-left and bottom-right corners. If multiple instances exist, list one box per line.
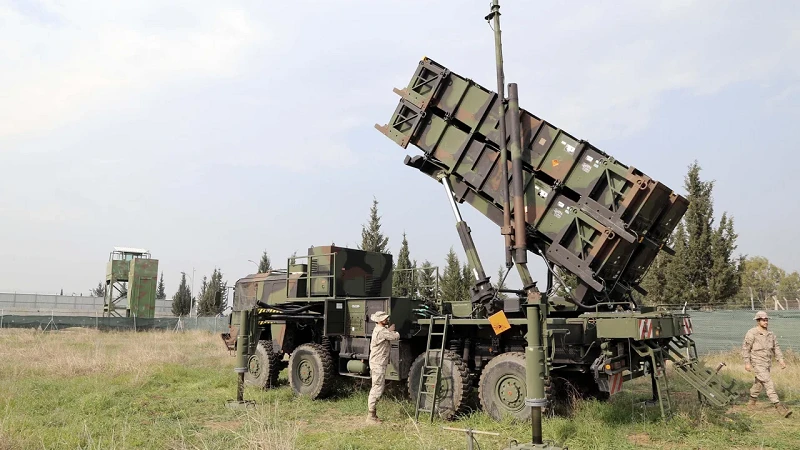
left=244, top=340, right=281, bottom=389
left=288, top=343, right=336, bottom=399
left=407, top=350, right=471, bottom=420
left=478, top=352, right=531, bottom=421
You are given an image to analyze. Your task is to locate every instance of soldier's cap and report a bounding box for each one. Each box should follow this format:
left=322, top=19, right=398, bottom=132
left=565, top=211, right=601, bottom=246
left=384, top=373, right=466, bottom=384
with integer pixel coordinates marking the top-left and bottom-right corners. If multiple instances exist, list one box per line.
left=754, top=311, right=769, bottom=320
left=371, top=311, right=390, bottom=322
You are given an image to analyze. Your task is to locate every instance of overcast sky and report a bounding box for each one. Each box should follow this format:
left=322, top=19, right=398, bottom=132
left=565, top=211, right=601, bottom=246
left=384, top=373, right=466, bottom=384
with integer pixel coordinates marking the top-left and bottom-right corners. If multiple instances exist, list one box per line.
left=1, top=0, right=798, bottom=297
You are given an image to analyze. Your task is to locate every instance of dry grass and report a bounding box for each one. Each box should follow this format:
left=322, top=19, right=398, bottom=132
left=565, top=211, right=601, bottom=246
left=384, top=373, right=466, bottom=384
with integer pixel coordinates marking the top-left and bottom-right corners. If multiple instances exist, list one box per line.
left=0, top=328, right=224, bottom=382
left=1, top=328, right=799, bottom=449
left=239, top=401, right=301, bottom=450
left=704, top=348, right=800, bottom=401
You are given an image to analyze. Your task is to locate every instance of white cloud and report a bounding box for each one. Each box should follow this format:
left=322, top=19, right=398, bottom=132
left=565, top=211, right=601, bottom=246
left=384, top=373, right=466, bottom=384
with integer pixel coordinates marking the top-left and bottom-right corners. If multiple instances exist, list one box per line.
left=0, top=1, right=262, bottom=138
left=503, top=0, right=800, bottom=141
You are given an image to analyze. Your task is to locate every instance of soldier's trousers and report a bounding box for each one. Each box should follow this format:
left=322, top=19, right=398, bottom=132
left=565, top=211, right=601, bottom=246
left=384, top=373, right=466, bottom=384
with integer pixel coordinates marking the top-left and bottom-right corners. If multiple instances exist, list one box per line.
left=750, top=368, right=779, bottom=403
left=368, top=367, right=386, bottom=412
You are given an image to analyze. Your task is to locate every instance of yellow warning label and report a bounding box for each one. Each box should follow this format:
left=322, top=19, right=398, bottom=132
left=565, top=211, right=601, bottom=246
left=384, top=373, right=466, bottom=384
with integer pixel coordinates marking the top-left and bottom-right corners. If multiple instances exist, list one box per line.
left=489, top=310, right=511, bottom=335
left=552, top=159, right=560, bottom=167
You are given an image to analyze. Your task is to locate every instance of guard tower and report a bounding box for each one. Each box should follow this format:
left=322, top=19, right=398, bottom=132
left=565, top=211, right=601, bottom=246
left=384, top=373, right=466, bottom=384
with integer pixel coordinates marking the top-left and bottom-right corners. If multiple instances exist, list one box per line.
left=103, top=247, right=159, bottom=318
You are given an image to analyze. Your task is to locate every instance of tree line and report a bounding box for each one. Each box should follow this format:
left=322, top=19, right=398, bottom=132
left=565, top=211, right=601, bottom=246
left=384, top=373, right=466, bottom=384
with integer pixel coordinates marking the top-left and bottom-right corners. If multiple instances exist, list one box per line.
left=96, top=161, right=799, bottom=316
left=638, top=161, right=798, bottom=308
left=356, top=198, right=510, bottom=305
left=355, top=165, right=798, bottom=309
left=169, top=268, right=229, bottom=317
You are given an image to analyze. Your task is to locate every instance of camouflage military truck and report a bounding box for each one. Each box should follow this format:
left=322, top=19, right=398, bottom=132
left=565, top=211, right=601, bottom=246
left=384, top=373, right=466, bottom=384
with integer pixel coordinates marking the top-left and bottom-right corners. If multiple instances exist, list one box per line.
left=222, top=3, right=737, bottom=428
left=223, top=240, right=734, bottom=423
left=223, top=245, right=427, bottom=399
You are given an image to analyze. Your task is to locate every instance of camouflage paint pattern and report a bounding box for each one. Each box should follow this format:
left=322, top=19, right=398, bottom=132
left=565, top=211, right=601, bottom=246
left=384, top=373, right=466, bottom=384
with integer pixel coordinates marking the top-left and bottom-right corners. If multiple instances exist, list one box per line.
left=106, top=260, right=131, bottom=282
left=103, top=256, right=158, bottom=318
left=388, top=58, right=680, bottom=239
left=590, top=311, right=688, bottom=340
left=304, top=245, right=394, bottom=298
left=507, top=83, right=528, bottom=265
left=103, top=260, right=130, bottom=317
left=127, top=258, right=159, bottom=319
left=230, top=246, right=398, bottom=350
left=377, top=57, right=688, bottom=306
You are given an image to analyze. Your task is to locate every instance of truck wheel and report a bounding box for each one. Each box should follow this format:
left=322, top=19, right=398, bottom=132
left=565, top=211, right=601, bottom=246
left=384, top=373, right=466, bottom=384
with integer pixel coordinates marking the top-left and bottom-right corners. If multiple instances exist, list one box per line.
left=478, top=352, right=530, bottom=421
left=288, top=343, right=335, bottom=399
left=245, top=340, right=281, bottom=389
left=407, top=350, right=470, bottom=420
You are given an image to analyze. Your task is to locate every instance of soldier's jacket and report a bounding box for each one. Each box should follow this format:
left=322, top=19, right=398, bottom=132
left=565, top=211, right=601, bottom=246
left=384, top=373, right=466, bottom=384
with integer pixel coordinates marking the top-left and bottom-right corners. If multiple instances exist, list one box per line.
left=369, top=324, right=400, bottom=369
left=741, top=326, right=784, bottom=367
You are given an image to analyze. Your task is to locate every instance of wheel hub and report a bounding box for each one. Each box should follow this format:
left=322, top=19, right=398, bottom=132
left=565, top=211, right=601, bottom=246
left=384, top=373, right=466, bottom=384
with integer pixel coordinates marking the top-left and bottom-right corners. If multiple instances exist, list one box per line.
left=298, top=359, right=314, bottom=386
left=497, top=374, right=524, bottom=411
left=248, top=355, right=262, bottom=377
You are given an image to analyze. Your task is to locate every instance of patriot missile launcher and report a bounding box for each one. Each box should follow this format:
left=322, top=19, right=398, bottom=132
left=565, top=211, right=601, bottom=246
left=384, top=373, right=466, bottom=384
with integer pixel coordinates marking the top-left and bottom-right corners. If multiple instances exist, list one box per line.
left=223, top=3, right=737, bottom=449
left=373, top=2, right=733, bottom=448
left=377, top=56, right=687, bottom=313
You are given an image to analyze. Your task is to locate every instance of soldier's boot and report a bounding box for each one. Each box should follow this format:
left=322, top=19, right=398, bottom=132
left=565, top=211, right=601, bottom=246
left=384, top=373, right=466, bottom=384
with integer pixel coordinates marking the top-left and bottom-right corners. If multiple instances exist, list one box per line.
left=747, top=396, right=758, bottom=409
left=774, top=402, right=793, bottom=418
left=366, top=409, right=382, bottom=424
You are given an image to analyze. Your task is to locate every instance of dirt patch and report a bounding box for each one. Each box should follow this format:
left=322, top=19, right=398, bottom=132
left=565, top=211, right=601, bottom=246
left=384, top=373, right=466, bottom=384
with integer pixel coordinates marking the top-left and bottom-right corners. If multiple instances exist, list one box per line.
left=627, top=433, right=650, bottom=446
left=204, top=420, right=242, bottom=432
left=297, top=414, right=373, bottom=432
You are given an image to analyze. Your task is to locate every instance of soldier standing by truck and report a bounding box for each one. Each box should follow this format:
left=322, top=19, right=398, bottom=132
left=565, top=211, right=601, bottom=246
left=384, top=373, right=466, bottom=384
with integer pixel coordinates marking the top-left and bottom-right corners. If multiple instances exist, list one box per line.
left=741, top=310, right=792, bottom=417
left=366, top=311, right=400, bottom=423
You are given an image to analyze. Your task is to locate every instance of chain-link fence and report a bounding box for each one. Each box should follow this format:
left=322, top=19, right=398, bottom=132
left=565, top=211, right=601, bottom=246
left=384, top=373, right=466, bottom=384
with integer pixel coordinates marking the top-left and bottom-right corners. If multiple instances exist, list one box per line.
left=685, top=309, right=800, bottom=355
left=0, top=313, right=230, bottom=334
left=2, top=309, right=799, bottom=357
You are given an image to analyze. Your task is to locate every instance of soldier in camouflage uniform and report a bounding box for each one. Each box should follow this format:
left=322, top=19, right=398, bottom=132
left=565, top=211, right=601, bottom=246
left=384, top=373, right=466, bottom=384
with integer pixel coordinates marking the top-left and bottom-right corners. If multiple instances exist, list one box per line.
left=366, top=311, right=400, bottom=424
left=741, top=311, right=792, bottom=417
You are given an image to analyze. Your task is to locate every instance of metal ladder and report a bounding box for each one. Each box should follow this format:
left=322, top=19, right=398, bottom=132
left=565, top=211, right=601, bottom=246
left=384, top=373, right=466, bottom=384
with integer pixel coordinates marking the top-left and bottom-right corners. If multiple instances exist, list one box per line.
left=631, top=340, right=673, bottom=419
left=414, top=314, right=450, bottom=423
left=664, top=336, right=737, bottom=407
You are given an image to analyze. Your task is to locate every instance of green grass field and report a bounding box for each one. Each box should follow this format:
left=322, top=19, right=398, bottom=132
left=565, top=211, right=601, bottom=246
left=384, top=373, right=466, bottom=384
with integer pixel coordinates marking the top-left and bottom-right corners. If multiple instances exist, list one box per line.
left=0, top=328, right=798, bottom=449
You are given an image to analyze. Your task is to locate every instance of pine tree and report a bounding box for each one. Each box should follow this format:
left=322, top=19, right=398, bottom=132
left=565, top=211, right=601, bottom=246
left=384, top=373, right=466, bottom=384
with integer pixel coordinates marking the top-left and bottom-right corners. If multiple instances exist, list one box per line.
left=440, top=248, right=464, bottom=304
left=647, top=162, right=743, bottom=306
left=197, top=275, right=208, bottom=305
left=258, top=250, right=272, bottom=273
left=682, top=161, right=714, bottom=304
left=171, top=273, right=192, bottom=316
left=708, top=213, right=741, bottom=303
left=552, top=268, right=578, bottom=299
left=494, top=266, right=509, bottom=300
left=392, top=233, right=414, bottom=297
left=662, top=222, right=690, bottom=304
left=640, top=231, right=676, bottom=305
left=198, top=268, right=228, bottom=316
left=91, top=282, right=106, bottom=298
left=358, top=197, right=389, bottom=254
left=156, top=272, right=166, bottom=299
left=461, top=261, right=474, bottom=301
left=640, top=252, right=667, bottom=305
left=409, top=259, right=419, bottom=299
left=417, top=260, right=438, bottom=302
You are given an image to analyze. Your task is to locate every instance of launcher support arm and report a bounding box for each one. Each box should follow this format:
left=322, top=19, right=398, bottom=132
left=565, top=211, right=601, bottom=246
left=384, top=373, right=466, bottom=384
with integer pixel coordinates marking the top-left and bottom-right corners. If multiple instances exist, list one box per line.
left=439, top=173, right=500, bottom=317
